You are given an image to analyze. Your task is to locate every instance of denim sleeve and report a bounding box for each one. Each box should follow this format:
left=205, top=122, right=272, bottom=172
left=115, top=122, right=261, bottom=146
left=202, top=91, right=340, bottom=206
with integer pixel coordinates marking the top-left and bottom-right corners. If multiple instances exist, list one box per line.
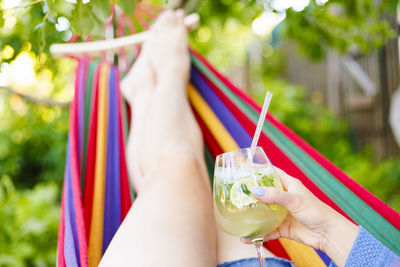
left=329, top=226, right=400, bottom=267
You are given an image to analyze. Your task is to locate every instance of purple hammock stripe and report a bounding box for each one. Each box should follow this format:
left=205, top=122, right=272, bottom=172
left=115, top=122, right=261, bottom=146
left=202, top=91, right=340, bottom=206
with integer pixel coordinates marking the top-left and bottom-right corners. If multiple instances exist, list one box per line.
left=64, top=138, right=81, bottom=267
left=77, top=60, right=86, bottom=163
left=102, top=66, right=122, bottom=253
left=316, top=249, right=332, bottom=265
left=110, top=66, right=122, bottom=228
left=191, top=67, right=252, bottom=148
left=191, top=65, right=332, bottom=265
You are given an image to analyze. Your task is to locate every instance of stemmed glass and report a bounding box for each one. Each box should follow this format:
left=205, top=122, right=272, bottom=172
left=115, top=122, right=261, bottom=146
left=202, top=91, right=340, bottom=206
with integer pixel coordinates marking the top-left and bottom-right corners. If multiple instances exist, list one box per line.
left=213, top=147, right=287, bottom=267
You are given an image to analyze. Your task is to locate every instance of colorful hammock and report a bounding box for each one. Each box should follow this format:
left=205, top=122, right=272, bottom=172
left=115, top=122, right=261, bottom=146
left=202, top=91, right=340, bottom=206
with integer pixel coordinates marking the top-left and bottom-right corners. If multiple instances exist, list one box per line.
left=57, top=51, right=400, bottom=267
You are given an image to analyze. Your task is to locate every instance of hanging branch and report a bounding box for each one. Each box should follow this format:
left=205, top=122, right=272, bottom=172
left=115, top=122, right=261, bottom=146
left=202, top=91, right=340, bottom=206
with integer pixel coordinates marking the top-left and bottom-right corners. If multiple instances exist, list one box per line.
left=0, top=86, right=70, bottom=108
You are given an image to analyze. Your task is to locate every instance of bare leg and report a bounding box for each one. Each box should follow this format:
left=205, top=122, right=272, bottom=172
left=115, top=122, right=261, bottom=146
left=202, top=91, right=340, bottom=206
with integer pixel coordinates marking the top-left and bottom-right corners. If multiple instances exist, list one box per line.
left=100, top=10, right=216, bottom=267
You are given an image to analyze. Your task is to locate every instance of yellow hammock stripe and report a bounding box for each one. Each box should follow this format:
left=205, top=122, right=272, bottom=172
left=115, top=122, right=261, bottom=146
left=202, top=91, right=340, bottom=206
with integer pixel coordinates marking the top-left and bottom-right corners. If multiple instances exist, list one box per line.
left=188, top=84, right=238, bottom=151
left=188, top=83, right=325, bottom=267
left=279, top=239, right=325, bottom=267
left=88, top=64, right=109, bottom=267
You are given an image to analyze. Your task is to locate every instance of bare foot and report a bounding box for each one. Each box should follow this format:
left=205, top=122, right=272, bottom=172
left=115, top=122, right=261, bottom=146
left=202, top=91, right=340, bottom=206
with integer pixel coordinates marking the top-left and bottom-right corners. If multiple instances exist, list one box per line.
left=125, top=10, right=204, bottom=192
left=120, top=44, right=155, bottom=104
left=120, top=27, right=156, bottom=191
left=146, top=9, right=190, bottom=86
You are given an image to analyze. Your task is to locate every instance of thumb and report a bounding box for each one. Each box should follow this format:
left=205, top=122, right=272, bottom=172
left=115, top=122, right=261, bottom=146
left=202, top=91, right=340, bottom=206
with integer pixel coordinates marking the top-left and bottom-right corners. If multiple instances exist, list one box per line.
left=263, top=228, right=282, bottom=242
left=251, top=186, right=298, bottom=212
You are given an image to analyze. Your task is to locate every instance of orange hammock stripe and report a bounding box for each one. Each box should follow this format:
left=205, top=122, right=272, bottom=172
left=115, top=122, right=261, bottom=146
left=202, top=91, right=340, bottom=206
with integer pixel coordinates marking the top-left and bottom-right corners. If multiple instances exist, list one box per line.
left=88, top=64, right=109, bottom=267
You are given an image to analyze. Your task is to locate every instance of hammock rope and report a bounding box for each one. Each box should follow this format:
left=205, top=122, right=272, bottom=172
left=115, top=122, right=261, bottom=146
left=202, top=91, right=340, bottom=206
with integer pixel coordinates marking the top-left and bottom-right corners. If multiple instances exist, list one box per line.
left=57, top=53, right=400, bottom=267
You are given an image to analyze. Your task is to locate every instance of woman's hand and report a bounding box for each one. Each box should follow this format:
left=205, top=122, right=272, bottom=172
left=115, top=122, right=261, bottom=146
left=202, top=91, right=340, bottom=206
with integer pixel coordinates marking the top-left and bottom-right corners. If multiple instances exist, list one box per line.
left=244, top=167, right=359, bottom=267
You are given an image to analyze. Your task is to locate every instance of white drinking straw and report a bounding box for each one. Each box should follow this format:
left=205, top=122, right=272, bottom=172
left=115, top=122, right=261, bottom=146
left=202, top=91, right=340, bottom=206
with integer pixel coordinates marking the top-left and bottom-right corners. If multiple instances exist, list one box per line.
left=249, top=91, right=273, bottom=161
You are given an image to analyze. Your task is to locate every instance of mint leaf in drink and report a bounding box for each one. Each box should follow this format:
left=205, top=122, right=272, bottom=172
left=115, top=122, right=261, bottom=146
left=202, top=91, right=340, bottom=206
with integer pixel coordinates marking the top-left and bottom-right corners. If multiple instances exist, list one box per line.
left=224, top=183, right=234, bottom=201
left=240, top=183, right=251, bottom=195
left=261, top=175, right=274, bottom=187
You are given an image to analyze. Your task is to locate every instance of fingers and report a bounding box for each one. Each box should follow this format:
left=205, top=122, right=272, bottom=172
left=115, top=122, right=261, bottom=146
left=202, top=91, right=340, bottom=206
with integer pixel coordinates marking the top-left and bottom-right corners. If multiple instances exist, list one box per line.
left=240, top=238, right=253, bottom=244
left=251, top=187, right=305, bottom=217
left=274, top=167, right=314, bottom=197
left=262, top=229, right=282, bottom=242
left=240, top=229, right=281, bottom=245
left=273, top=167, right=300, bottom=190
left=252, top=186, right=291, bottom=206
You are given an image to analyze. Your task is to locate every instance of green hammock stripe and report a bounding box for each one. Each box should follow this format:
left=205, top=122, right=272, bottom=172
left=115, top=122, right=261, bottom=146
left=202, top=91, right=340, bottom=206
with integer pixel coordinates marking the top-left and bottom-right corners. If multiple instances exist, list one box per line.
left=204, top=146, right=215, bottom=185
left=120, top=70, right=129, bottom=144
left=122, top=101, right=129, bottom=146
left=81, top=62, right=97, bottom=191
left=191, top=55, right=400, bottom=254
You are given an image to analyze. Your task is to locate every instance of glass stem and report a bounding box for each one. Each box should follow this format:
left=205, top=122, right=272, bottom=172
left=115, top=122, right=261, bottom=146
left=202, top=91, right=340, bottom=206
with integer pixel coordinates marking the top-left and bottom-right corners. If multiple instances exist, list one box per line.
left=255, top=241, right=267, bottom=267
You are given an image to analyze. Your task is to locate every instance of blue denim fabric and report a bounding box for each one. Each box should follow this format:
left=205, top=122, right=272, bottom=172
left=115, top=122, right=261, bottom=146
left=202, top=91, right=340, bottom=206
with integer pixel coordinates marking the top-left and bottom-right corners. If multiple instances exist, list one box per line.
left=217, top=257, right=296, bottom=267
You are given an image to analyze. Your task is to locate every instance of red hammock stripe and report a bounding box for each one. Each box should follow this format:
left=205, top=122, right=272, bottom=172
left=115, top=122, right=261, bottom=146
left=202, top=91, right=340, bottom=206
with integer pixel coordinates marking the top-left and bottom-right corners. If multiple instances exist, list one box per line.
left=83, top=64, right=101, bottom=240
left=57, top=183, right=67, bottom=267
left=70, top=71, right=89, bottom=266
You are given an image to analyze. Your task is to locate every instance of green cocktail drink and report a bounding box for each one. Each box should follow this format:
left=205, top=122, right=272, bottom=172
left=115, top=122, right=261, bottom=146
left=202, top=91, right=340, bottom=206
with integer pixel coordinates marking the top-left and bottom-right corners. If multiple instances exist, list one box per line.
left=214, top=166, right=287, bottom=241
left=213, top=148, right=287, bottom=242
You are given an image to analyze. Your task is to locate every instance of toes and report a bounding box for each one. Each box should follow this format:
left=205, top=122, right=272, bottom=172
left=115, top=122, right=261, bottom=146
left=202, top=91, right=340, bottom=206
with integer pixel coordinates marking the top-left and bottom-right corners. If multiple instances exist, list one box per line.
left=176, top=9, right=185, bottom=22
left=152, top=10, right=177, bottom=32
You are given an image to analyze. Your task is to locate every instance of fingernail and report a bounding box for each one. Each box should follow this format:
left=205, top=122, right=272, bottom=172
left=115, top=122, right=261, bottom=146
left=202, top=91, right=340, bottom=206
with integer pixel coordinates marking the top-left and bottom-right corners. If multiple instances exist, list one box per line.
left=251, top=187, right=265, bottom=197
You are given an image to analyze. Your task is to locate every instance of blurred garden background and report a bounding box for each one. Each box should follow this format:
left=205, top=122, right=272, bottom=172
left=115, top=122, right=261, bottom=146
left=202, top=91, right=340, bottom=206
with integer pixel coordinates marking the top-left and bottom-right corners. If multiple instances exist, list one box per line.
left=1, top=0, right=400, bottom=265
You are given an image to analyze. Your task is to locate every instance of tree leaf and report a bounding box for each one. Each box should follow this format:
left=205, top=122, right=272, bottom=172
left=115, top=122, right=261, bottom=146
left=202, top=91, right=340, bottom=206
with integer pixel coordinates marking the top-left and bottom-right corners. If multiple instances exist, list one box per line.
left=113, top=0, right=136, bottom=16
left=44, top=0, right=58, bottom=18
left=91, top=0, right=112, bottom=21
left=70, top=2, right=106, bottom=37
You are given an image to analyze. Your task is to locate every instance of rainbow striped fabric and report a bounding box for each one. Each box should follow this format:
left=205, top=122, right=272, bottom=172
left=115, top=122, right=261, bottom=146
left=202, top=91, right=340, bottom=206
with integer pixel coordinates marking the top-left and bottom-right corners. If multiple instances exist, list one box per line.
left=57, top=60, right=132, bottom=267
left=57, top=52, right=400, bottom=267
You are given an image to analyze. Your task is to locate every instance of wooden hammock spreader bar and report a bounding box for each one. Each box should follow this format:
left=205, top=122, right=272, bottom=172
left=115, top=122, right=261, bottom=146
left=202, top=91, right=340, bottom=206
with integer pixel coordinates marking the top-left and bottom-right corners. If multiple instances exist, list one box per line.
left=50, top=13, right=200, bottom=57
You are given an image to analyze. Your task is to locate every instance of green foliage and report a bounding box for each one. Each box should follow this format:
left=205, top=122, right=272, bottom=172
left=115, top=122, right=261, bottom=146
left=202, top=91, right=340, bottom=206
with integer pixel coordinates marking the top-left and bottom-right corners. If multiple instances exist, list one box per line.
left=70, top=1, right=107, bottom=37
left=0, top=0, right=140, bottom=65
left=115, top=0, right=136, bottom=16
left=0, top=95, right=69, bottom=188
left=0, top=176, right=59, bottom=266
left=195, top=0, right=263, bottom=24
left=1, top=0, right=398, bottom=68
left=190, top=0, right=263, bottom=69
left=193, top=0, right=398, bottom=61
left=252, top=78, right=400, bottom=212
left=1, top=3, right=56, bottom=62
left=281, top=0, right=396, bottom=60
